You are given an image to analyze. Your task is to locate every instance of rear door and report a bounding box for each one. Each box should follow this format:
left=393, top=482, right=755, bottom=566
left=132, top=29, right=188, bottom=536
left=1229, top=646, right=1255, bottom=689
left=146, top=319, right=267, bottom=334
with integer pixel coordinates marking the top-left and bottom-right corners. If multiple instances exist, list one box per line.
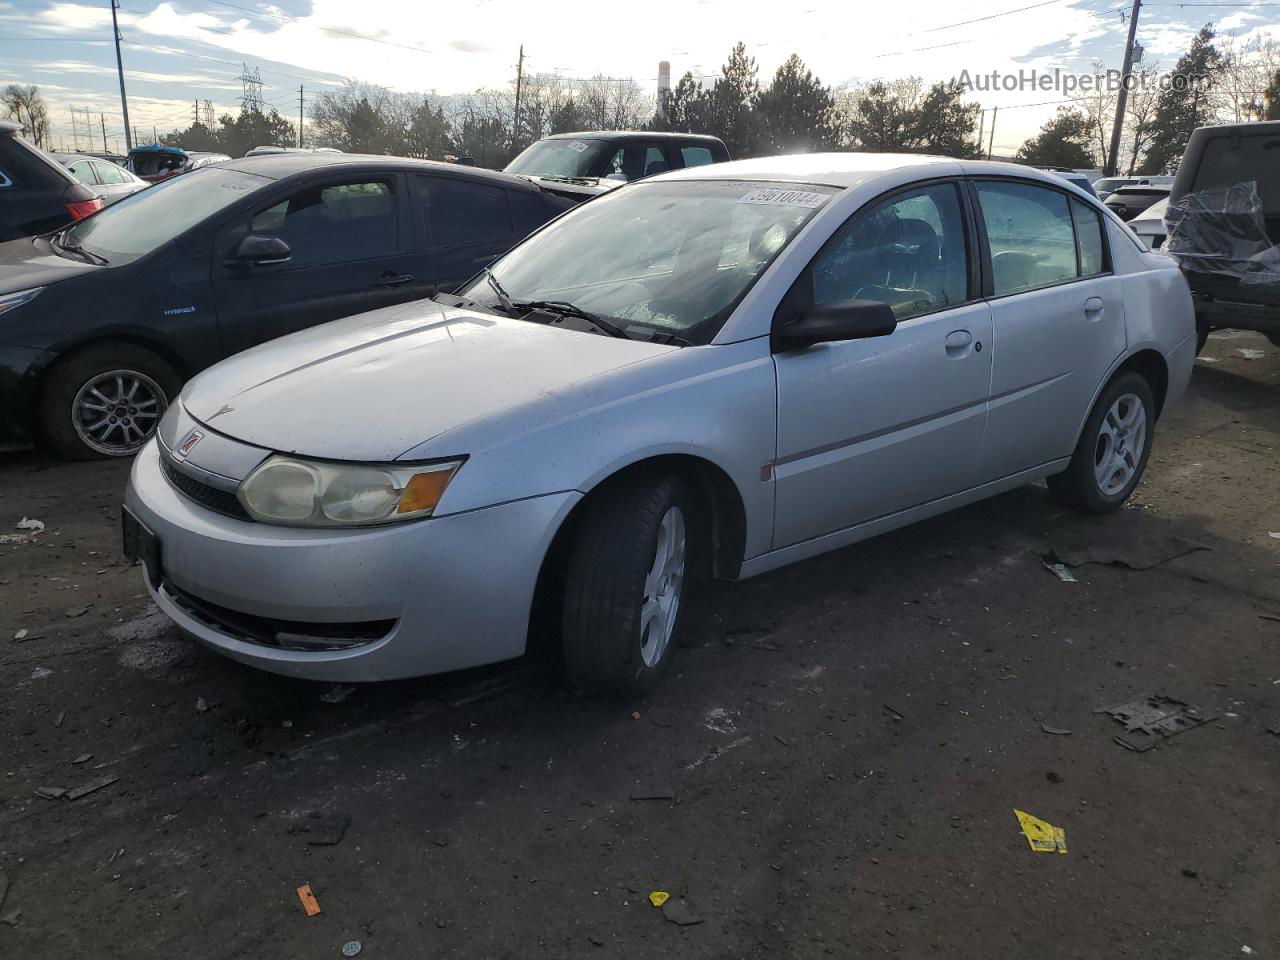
left=415, top=174, right=532, bottom=292
left=972, top=179, right=1126, bottom=480
left=211, top=172, right=420, bottom=355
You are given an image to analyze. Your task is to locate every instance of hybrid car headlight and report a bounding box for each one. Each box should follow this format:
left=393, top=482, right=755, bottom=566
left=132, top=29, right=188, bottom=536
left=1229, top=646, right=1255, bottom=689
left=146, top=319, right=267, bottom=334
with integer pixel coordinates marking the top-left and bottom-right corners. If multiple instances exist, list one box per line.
left=237, top=456, right=464, bottom=526
left=0, top=286, right=43, bottom=317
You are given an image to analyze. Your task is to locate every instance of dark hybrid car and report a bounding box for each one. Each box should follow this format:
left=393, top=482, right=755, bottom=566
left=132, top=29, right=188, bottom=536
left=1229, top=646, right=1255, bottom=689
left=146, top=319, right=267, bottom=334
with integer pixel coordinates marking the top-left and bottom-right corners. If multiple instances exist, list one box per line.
left=1166, top=121, right=1280, bottom=350
left=505, top=131, right=730, bottom=201
left=0, top=153, right=573, bottom=458
left=0, top=121, right=103, bottom=241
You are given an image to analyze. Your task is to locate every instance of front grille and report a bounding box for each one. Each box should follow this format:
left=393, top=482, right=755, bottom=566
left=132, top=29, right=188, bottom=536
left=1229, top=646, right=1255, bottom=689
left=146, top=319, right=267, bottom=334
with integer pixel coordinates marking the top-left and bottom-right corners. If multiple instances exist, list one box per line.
left=165, top=583, right=394, bottom=651
left=160, top=455, right=253, bottom=522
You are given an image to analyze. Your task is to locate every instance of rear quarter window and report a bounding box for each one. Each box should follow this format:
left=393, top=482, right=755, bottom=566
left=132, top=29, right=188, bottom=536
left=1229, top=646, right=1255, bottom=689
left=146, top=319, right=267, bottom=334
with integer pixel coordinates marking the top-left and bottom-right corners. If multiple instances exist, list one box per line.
left=0, top=135, right=75, bottom=190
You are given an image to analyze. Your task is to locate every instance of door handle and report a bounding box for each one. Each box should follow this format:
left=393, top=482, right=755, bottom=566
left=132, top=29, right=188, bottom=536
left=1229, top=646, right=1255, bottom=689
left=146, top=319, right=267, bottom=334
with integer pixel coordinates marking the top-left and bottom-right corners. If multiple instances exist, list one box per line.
left=944, top=329, right=974, bottom=357
left=1084, top=296, right=1105, bottom=320
left=373, top=273, right=413, bottom=288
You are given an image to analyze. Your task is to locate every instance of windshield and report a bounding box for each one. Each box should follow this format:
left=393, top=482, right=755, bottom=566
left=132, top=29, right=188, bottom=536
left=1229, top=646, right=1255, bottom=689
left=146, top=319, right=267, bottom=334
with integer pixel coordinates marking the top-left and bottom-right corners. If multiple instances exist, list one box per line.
left=457, top=179, right=837, bottom=345
left=505, top=139, right=608, bottom=179
left=1134, top=197, right=1169, bottom=222
left=1094, top=178, right=1136, bottom=193
left=64, top=167, right=270, bottom=264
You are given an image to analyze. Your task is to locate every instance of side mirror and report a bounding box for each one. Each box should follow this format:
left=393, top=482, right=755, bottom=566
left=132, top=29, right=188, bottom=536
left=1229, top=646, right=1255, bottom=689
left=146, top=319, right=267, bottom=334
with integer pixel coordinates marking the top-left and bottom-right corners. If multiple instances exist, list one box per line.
left=233, top=234, right=291, bottom=266
left=773, top=300, right=898, bottom=351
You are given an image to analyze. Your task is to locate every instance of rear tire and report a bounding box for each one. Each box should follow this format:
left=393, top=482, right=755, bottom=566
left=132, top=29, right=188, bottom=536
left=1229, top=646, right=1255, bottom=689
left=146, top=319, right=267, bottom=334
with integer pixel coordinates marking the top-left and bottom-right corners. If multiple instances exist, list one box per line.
left=561, top=473, right=696, bottom=698
left=1046, top=371, right=1155, bottom=514
left=37, top=343, right=180, bottom=460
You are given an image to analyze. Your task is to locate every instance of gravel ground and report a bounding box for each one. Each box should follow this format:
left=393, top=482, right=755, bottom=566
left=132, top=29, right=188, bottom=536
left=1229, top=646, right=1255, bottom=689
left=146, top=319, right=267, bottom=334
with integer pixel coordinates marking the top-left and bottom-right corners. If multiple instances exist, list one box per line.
left=1, top=330, right=1278, bottom=959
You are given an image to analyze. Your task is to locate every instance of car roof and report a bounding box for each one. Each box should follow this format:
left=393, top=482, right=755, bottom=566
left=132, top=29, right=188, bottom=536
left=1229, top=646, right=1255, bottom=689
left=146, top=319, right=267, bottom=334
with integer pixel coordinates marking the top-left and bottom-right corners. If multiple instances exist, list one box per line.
left=654, top=153, right=1086, bottom=190
left=218, top=152, right=543, bottom=189
left=544, top=130, right=724, bottom=144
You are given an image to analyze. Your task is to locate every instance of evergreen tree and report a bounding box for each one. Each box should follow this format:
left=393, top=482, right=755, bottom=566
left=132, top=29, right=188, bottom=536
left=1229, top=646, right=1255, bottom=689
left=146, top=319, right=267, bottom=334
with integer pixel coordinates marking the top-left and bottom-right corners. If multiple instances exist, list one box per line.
left=708, top=43, right=761, bottom=157
left=912, top=83, right=981, bottom=158
left=406, top=101, right=451, bottom=159
left=755, top=54, right=835, bottom=154
left=1140, top=24, right=1224, bottom=174
left=1014, top=108, right=1095, bottom=168
left=548, top=97, right=584, bottom=134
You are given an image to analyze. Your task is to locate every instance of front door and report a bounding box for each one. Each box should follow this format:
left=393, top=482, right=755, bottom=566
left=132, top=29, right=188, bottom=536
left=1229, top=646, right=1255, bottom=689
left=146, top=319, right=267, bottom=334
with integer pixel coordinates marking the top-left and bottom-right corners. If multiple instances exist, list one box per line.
left=772, top=181, right=993, bottom=548
left=211, top=173, right=421, bottom=356
left=971, top=180, right=1127, bottom=479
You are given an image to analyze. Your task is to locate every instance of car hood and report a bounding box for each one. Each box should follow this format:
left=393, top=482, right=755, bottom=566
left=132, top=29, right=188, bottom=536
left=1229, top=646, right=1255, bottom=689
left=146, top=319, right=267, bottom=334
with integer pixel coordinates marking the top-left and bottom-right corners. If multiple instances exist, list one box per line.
left=182, top=299, right=677, bottom=461
left=0, top=237, right=100, bottom=294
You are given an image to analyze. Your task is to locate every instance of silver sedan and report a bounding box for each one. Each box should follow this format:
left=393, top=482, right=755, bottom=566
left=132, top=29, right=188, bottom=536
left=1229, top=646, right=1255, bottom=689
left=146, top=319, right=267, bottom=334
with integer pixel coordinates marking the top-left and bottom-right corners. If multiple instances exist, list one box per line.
left=124, top=154, right=1197, bottom=696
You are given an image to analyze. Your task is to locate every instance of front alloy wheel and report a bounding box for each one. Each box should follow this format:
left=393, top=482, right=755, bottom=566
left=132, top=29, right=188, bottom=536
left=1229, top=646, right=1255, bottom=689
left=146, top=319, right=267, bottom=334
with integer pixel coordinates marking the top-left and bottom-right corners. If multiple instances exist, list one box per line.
left=561, top=473, right=697, bottom=697
left=72, top=369, right=168, bottom=456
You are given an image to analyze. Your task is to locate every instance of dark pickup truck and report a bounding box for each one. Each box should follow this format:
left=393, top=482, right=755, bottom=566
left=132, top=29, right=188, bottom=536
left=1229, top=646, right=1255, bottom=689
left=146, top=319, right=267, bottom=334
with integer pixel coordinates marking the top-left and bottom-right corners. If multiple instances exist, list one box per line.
left=504, top=131, right=730, bottom=202
left=1164, top=121, right=1280, bottom=351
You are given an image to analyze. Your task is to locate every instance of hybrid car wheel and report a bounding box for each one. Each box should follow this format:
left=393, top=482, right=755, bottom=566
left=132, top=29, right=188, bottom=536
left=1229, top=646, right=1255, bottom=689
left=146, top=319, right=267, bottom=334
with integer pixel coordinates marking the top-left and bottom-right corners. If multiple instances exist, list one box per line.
left=1047, top=371, right=1154, bottom=513
left=38, top=343, right=180, bottom=460
left=561, top=473, right=695, bottom=697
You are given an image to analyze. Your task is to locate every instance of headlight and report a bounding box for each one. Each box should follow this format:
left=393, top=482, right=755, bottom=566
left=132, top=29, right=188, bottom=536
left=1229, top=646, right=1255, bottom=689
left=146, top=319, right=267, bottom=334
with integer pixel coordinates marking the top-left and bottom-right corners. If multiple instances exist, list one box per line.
left=0, top=286, right=43, bottom=317
left=237, top=455, right=464, bottom=527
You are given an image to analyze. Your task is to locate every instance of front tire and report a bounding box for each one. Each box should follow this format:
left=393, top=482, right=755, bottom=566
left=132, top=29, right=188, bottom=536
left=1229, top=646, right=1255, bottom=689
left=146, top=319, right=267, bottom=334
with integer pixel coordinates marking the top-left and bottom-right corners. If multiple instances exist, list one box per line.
left=1047, top=371, right=1155, bottom=514
left=561, top=473, right=695, bottom=698
left=37, top=343, right=180, bottom=460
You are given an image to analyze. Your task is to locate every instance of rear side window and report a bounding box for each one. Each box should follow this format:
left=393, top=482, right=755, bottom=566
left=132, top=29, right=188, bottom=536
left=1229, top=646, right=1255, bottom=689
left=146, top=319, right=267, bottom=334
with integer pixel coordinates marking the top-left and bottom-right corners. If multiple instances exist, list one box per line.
left=94, top=161, right=128, bottom=185
left=69, top=159, right=98, bottom=184
left=0, top=134, right=74, bottom=189
left=424, top=177, right=511, bottom=246
left=680, top=146, right=715, bottom=167
left=976, top=181, right=1077, bottom=295
left=1071, top=199, right=1106, bottom=276
left=1193, top=134, right=1280, bottom=212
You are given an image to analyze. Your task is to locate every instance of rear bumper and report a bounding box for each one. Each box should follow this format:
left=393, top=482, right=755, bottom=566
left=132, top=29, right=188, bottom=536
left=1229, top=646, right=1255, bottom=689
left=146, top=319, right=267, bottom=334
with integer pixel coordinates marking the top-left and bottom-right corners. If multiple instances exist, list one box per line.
left=125, top=440, right=581, bottom=681
left=1193, top=292, right=1280, bottom=333
left=0, top=344, right=52, bottom=446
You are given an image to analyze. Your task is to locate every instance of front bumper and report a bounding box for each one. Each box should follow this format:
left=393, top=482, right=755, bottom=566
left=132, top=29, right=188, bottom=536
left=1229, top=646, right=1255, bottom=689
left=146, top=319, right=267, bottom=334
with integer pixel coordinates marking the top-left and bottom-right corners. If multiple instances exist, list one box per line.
left=0, top=344, right=53, bottom=446
left=125, top=440, right=580, bottom=681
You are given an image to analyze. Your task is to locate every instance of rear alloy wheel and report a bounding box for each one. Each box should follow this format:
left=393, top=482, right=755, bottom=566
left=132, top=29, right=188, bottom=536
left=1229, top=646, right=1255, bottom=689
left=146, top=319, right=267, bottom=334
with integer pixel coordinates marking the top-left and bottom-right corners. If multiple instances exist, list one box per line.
left=561, top=473, right=696, bottom=698
left=1047, top=371, right=1155, bottom=513
left=38, top=343, right=180, bottom=459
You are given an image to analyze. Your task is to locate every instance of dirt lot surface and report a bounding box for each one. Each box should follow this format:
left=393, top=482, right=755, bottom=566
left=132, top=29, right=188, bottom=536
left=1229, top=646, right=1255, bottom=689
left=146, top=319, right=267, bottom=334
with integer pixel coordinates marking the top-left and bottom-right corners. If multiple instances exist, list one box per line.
left=2, top=331, right=1278, bottom=959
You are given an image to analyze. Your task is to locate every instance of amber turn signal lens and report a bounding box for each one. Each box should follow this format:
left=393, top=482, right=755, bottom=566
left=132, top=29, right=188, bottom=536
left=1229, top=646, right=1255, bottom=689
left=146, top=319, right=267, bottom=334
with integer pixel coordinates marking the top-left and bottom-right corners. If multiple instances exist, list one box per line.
left=397, top=468, right=456, bottom=514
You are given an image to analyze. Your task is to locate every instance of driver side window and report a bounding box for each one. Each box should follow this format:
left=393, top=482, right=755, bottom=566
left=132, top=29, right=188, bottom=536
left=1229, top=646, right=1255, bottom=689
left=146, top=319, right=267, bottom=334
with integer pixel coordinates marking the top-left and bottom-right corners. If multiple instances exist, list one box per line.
left=810, top=183, right=969, bottom=322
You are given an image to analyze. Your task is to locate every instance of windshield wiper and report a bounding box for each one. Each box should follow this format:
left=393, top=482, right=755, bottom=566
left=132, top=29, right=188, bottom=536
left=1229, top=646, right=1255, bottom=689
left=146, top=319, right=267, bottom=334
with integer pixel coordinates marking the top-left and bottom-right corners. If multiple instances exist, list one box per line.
left=52, top=230, right=108, bottom=265
left=516, top=299, right=631, bottom=340
left=482, top=267, right=517, bottom=315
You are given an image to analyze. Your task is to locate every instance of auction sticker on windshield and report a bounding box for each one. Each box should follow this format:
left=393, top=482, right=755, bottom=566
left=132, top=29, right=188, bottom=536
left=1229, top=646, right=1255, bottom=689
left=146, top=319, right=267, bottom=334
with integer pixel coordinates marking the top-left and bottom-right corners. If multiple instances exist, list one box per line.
left=737, top=187, right=829, bottom=208
left=568, top=141, right=590, bottom=152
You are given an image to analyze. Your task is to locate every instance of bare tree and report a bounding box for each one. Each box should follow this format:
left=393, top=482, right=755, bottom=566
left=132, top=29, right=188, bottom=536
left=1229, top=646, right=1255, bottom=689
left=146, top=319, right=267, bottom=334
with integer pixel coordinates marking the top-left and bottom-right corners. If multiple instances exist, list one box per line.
left=1218, top=31, right=1280, bottom=121
left=2, top=84, right=49, bottom=148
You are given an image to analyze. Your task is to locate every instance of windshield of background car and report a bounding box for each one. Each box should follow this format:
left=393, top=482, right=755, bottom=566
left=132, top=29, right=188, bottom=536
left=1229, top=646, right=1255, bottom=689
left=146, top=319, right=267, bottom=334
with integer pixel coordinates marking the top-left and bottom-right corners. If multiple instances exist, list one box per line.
left=505, top=139, right=608, bottom=178
left=459, top=179, right=837, bottom=345
left=65, top=167, right=270, bottom=264
left=1093, top=178, right=1136, bottom=194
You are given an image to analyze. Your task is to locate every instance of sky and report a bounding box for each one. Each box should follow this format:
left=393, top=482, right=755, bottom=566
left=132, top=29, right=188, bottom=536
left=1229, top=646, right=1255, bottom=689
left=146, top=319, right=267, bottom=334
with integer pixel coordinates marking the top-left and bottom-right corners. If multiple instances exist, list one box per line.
left=1, top=0, right=1277, bottom=156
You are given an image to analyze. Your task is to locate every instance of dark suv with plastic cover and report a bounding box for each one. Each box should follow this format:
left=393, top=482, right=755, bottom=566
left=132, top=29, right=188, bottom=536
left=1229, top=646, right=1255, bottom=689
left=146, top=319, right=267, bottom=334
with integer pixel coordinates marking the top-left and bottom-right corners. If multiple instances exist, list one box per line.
left=1163, top=121, right=1280, bottom=350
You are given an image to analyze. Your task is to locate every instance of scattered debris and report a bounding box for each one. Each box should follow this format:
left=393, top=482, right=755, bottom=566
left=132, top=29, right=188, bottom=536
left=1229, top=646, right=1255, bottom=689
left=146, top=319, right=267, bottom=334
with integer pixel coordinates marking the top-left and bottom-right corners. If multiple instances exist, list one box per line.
left=35, top=786, right=67, bottom=800
left=721, top=626, right=780, bottom=651
left=1237, top=348, right=1265, bottom=360
left=1048, top=533, right=1209, bottom=571
left=12, top=629, right=27, bottom=642
left=1269, top=531, right=1280, bottom=539
left=648, top=891, right=670, bottom=907
left=630, top=785, right=675, bottom=801
left=0, top=910, right=19, bottom=927
left=195, top=697, right=212, bottom=713
left=15, top=517, right=43, bottom=533
left=1046, top=771, right=1064, bottom=784
left=1196, top=355, right=1220, bottom=363
left=64, top=604, right=92, bottom=619
left=588, top=934, right=605, bottom=947
left=702, top=706, right=738, bottom=734
left=883, top=704, right=907, bottom=721
left=0, top=870, right=8, bottom=915
left=1014, top=809, right=1067, bottom=854
left=320, top=684, right=356, bottom=704
left=1181, top=868, right=1199, bottom=879
left=1042, top=561, right=1077, bottom=583
left=54, top=711, right=66, bottom=729
left=685, top=735, right=752, bottom=771
left=1241, top=947, right=1254, bottom=956
left=661, top=899, right=704, bottom=926
left=288, top=812, right=351, bottom=846
left=70, top=753, right=92, bottom=765
left=66, top=774, right=119, bottom=801
left=1041, top=724, right=1072, bottom=736
left=297, top=883, right=321, bottom=917
left=1260, top=614, right=1280, bottom=624
left=341, top=940, right=363, bottom=957
left=30, top=667, right=51, bottom=680
left=1096, top=695, right=1214, bottom=752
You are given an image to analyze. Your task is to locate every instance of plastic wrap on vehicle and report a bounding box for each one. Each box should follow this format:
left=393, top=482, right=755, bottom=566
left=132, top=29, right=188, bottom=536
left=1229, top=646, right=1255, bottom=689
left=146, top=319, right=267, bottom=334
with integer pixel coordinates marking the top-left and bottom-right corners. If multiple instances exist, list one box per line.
left=1162, top=181, right=1280, bottom=286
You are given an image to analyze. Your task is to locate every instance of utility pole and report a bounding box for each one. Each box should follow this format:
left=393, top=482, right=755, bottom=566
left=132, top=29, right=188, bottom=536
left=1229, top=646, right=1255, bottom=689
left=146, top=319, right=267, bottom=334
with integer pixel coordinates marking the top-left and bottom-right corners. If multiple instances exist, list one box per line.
left=152, top=123, right=158, bottom=143
left=976, top=108, right=986, bottom=157
left=1106, top=0, right=1142, bottom=177
left=194, top=98, right=200, bottom=126
left=298, top=85, right=304, bottom=148
left=511, top=44, right=524, bottom=151
left=111, top=0, right=132, bottom=150
left=101, top=112, right=108, bottom=152
left=986, top=106, right=997, bottom=160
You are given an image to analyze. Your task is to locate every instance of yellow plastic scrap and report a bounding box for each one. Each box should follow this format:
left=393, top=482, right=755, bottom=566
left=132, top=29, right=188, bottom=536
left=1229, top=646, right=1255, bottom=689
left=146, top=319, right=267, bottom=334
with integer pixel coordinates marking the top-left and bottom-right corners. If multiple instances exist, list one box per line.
left=648, top=891, right=670, bottom=907
left=1014, top=809, right=1067, bottom=854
